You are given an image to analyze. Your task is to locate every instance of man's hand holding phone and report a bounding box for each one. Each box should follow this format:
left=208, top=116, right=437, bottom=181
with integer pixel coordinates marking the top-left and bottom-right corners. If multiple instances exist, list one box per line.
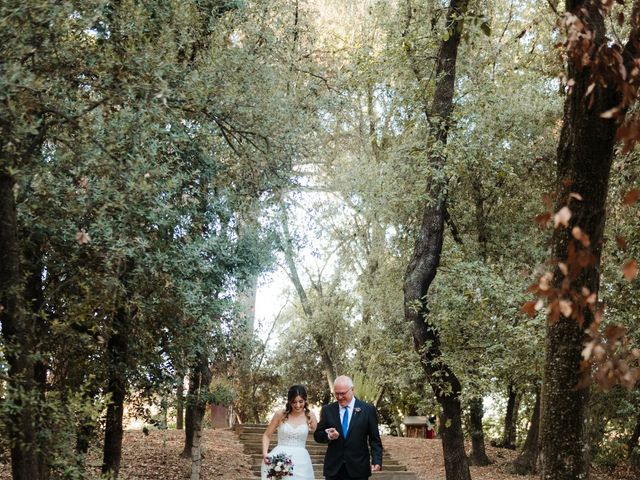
left=325, top=427, right=339, bottom=441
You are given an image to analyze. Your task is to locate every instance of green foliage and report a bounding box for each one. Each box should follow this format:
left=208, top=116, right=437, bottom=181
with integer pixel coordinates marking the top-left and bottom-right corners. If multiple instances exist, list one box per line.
left=1, top=0, right=312, bottom=473
left=2, top=0, right=638, bottom=474
left=588, top=387, right=640, bottom=467
left=209, top=378, right=235, bottom=407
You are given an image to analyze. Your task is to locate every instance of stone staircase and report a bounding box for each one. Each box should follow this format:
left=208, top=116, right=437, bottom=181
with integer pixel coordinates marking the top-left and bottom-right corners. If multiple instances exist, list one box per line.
left=234, top=423, right=417, bottom=480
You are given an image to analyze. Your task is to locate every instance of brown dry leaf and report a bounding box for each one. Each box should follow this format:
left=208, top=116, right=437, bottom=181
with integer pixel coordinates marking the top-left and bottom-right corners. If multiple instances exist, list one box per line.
left=548, top=299, right=561, bottom=324
left=622, top=259, right=638, bottom=281
left=616, top=120, right=640, bottom=154
left=623, top=189, right=640, bottom=205
left=542, top=193, right=555, bottom=209
left=616, top=235, right=628, bottom=250
left=571, top=226, right=591, bottom=247
left=538, top=272, right=553, bottom=291
left=604, top=324, right=627, bottom=343
left=559, top=299, right=573, bottom=318
left=591, top=308, right=604, bottom=331
left=569, top=192, right=583, bottom=201
left=558, top=262, right=569, bottom=276
left=585, top=83, right=596, bottom=97
left=75, top=229, right=91, bottom=245
left=521, top=300, right=537, bottom=318
left=583, top=340, right=597, bottom=360
left=534, top=212, right=552, bottom=228
left=554, top=206, right=572, bottom=228
left=601, top=106, right=621, bottom=118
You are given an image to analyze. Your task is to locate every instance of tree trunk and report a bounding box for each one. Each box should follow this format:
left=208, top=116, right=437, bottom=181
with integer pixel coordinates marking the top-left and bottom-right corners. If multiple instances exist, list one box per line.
left=439, top=397, right=470, bottom=478
left=540, top=3, right=622, bottom=479
left=102, top=309, right=129, bottom=478
left=469, top=398, right=491, bottom=466
left=24, top=244, right=49, bottom=480
left=76, top=423, right=94, bottom=456
left=502, top=384, right=520, bottom=449
left=190, top=427, right=203, bottom=480
left=511, top=389, right=541, bottom=475
left=627, top=413, right=640, bottom=456
left=183, top=399, right=195, bottom=458
left=181, top=352, right=213, bottom=458
left=373, top=385, right=385, bottom=409
left=177, top=373, right=185, bottom=430
left=402, top=1, right=471, bottom=479
left=279, top=206, right=336, bottom=390
left=238, top=272, right=258, bottom=334
left=0, top=172, right=47, bottom=480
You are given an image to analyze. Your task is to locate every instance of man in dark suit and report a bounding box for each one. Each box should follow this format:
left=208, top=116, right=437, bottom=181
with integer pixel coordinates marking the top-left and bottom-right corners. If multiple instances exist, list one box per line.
left=314, top=375, right=382, bottom=480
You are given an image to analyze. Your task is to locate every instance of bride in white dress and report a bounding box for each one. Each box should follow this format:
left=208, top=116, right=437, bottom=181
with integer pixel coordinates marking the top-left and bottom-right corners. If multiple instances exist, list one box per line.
left=261, top=385, right=317, bottom=480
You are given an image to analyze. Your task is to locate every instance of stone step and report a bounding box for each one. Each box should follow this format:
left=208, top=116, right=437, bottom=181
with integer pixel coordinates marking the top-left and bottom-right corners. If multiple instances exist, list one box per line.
left=234, top=424, right=417, bottom=480
left=248, top=454, right=400, bottom=465
left=238, top=472, right=418, bottom=480
left=250, top=463, right=407, bottom=473
left=240, top=436, right=329, bottom=445
left=242, top=439, right=395, bottom=453
left=244, top=442, right=327, bottom=455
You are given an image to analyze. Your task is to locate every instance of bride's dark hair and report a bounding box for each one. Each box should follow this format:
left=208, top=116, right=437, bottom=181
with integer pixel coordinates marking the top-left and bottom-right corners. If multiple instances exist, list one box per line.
left=282, top=384, right=311, bottom=426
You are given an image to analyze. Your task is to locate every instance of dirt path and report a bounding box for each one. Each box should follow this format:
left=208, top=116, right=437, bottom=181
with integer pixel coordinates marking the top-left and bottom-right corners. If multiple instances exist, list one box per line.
left=382, top=436, right=637, bottom=480
left=0, top=429, right=254, bottom=480
left=2, top=429, right=636, bottom=479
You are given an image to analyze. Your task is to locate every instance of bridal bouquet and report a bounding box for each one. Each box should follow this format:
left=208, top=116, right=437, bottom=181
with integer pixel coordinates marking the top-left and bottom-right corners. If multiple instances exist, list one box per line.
left=265, top=452, right=294, bottom=479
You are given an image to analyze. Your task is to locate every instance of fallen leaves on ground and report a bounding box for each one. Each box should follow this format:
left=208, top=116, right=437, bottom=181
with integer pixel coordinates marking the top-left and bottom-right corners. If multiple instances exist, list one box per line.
left=0, top=428, right=254, bottom=480
left=382, top=436, right=639, bottom=480
left=2, top=430, right=637, bottom=479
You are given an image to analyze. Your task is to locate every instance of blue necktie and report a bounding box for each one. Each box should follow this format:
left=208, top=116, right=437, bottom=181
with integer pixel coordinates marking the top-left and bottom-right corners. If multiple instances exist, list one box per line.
left=342, top=406, right=349, bottom=438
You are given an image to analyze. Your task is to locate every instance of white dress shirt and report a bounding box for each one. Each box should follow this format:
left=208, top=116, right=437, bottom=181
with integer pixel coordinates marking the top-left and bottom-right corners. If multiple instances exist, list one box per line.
left=339, top=396, right=356, bottom=431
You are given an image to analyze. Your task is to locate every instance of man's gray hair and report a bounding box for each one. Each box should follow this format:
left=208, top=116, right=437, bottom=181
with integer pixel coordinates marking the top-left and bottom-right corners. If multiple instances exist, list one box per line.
left=334, top=375, right=353, bottom=389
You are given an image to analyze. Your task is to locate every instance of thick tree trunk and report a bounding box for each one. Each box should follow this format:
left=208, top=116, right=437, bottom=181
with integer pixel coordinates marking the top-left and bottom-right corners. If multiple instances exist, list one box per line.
left=511, top=389, right=541, bottom=475
left=102, top=309, right=129, bottom=478
left=405, top=198, right=472, bottom=480
left=438, top=398, right=469, bottom=474
left=501, top=385, right=520, bottom=449
left=402, top=1, right=471, bottom=479
left=541, top=321, right=592, bottom=480
left=183, top=400, right=195, bottom=458
left=469, top=398, right=491, bottom=466
left=540, top=4, right=623, bottom=479
left=0, top=172, right=47, bottom=480
left=181, top=352, right=213, bottom=458
left=177, top=373, right=185, bottom=430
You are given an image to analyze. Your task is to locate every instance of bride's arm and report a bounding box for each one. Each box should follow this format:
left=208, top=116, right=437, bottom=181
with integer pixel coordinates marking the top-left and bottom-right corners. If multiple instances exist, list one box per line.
left=308, top=411, right=318, bottom=433
left=313, top=406, right=330, bottom=443
left=262, top=410, right=284, bottom=463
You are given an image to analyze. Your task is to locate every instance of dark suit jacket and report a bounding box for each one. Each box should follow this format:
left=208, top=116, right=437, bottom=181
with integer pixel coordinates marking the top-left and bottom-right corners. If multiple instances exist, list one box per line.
left=313, top=398, right=383, bottom=478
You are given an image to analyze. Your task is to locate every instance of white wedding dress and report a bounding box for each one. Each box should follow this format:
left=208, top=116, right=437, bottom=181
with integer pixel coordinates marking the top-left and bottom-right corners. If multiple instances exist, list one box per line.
left=261, top=421, right=315, bottom=480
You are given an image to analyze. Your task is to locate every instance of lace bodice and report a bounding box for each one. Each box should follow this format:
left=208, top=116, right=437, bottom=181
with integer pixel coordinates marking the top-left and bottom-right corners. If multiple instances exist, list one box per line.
left=277, top=421, right=309, bottom=448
